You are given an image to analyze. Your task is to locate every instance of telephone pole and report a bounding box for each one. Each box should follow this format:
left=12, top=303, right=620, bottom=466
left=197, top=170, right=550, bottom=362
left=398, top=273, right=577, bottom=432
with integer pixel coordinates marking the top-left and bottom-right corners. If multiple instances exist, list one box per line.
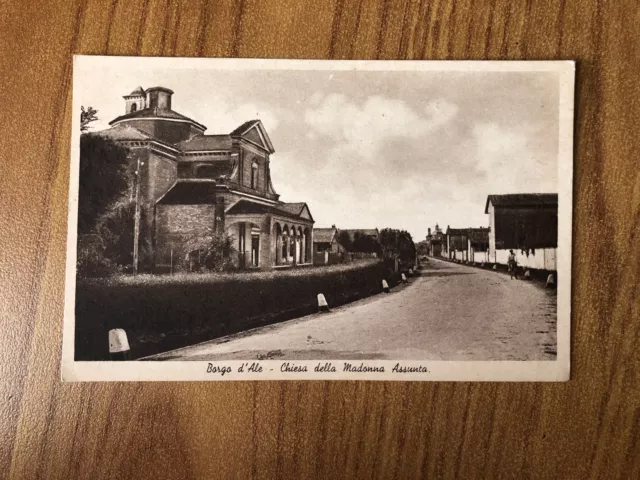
left=133, top=157, right=142, bottom=275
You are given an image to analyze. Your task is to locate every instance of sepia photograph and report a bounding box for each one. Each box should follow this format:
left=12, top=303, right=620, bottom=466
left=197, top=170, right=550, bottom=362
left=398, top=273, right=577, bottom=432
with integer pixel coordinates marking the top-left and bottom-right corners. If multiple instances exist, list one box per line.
left=63, top=57, right=574, bottom=381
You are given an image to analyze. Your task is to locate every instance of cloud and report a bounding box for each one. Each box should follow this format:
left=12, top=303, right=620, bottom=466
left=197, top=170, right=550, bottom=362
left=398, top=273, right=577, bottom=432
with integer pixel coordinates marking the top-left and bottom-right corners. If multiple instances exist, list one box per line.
left=472, top=122, right=556, bottom=193
left=304, top=94, right=459, bottom=161
left=183, top=94, right=290, bottom=134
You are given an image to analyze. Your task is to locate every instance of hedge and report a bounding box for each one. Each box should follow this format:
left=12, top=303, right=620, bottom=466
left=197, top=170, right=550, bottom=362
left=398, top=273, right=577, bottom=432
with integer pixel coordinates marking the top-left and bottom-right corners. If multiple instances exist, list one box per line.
left=75, top=260, right=400, bottom=360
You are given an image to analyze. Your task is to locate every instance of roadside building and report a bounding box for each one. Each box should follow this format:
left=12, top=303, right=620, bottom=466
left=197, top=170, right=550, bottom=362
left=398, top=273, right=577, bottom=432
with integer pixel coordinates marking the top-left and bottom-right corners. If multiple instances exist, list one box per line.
left=93, top=85, right=314, bottom=271
left=445, top=226, right=469, bottom=261
left=466, top=227, right=490, bottom=263
left=425, top=224, right=444, bottom=257
left=485, top=193, right=558, bottom=271
left=441, top=226, right=490, bottom=263
left=313, top=226, right=348, bottom=264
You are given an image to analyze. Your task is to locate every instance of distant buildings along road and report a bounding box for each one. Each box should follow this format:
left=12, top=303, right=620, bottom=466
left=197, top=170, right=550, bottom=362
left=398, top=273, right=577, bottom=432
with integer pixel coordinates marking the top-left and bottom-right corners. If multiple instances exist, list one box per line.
left=424, top=193, right=558, bottom=272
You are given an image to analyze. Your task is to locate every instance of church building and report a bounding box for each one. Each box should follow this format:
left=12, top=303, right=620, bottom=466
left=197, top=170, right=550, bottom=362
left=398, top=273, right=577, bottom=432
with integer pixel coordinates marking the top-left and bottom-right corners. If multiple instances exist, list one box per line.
left=93, top=86, right=314, bottom=271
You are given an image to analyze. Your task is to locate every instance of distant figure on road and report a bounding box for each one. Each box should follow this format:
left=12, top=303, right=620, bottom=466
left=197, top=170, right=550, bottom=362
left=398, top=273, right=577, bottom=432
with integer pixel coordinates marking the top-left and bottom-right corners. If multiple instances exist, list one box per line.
left=508, top=250, right=518, bottom=279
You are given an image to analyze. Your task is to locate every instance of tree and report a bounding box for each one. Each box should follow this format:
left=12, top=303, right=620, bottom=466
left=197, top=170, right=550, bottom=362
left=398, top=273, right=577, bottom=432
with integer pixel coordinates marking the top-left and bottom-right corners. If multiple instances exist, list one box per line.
left=379, top=228, right=416, bottom=263
left=78, top=134, right=131, bottom=235
left=352, top=230, right=380, bottom=254
left=336, top=230, right=352, bottom=251
left=183, top=230, right=237, bottom=272
left=76, top=198, right=136, bottom=277
left=80, top=106, right=99, bottom=132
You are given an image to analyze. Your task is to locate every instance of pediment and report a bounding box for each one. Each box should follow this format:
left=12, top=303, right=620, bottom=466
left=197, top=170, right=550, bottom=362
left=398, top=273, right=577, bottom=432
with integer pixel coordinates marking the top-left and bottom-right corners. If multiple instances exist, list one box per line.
left=299, top=205, right=312, bottom=221
left=231, top=120, right=275, bottom=153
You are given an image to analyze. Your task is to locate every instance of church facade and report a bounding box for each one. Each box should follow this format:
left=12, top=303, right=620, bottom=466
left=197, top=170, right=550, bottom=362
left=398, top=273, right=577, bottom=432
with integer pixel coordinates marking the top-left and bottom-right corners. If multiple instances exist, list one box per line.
left=93, top=86, right=314, bottom=272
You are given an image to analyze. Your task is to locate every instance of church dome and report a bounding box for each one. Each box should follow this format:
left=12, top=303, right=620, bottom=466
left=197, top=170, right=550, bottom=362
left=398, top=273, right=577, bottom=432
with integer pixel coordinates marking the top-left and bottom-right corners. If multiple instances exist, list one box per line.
left=129, top=86, right=145, bottom=96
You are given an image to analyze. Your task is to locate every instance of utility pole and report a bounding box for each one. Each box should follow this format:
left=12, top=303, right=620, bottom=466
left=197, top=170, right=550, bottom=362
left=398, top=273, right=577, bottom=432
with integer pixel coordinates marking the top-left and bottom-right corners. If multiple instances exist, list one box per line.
left=133, top=157, right=142, bottom=276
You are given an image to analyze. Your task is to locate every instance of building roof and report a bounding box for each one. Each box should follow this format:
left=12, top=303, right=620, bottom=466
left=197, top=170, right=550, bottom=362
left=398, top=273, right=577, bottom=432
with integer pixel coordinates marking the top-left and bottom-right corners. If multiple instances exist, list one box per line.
left=177, top=135, right=233, bottom=152
left=156, top=179, right=218, bottom=204
left=92, top=124, right=155, bottom=142
left=146, top=86, right=174, bottom=94
left=225, top=200, right=313, bottom=223
left=446, top=227, right=469, bottom=235
left=485, top=193, right=558, bottom=213
left=126, top=86, right=146, bottom=96
left=109, top=106, right=207, bottom=131
left=467, top=228, right=490, bottom=244
left=313, top=228, right=337, bottom=243
left=90, top=125, right=181, bottom=155
left=230, top=119, right=275, bottom=153
left=445, top=227, right=489, bottom=245
left=277, top=202, right=307, bottom=216
left=230, top=120, right=261, bottom=136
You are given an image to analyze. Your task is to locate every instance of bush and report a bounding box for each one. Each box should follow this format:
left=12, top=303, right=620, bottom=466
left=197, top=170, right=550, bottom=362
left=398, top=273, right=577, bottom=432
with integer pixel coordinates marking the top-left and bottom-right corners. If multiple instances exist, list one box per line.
left=75, top=261, right=400, bottom=360
left=76, top=197, right=139, bottom=278
left=77, top=234, right=120, bottom=278
left=182, top=231, right=236, bottom=272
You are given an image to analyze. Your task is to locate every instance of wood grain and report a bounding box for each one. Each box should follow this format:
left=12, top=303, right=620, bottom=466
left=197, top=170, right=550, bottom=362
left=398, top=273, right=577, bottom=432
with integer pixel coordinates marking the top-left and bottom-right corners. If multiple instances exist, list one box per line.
left=0, top=0, right=638, bottom=478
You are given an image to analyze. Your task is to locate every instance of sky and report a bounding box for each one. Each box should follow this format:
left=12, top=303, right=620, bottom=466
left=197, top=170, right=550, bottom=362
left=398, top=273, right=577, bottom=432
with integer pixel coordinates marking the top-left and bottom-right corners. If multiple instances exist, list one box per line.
left=78, top=62, right=560, bottom=242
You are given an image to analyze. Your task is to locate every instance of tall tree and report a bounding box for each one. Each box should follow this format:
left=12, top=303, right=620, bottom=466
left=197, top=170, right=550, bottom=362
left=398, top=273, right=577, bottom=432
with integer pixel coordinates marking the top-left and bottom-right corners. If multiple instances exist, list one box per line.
left=78, top=134, right=131, bottom=234
left=352, top=230, right=380, bottom=254
left=80, top=106, right=99, bottom=132
left=336, top=230, right=352, bottom=250
left=379, top=228, right=416, bottom=262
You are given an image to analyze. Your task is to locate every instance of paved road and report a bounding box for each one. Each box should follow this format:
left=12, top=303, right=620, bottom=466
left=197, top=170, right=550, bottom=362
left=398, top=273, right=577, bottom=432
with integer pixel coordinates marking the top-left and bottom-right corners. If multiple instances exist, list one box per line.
left=151, top=259, right=557, bottom=361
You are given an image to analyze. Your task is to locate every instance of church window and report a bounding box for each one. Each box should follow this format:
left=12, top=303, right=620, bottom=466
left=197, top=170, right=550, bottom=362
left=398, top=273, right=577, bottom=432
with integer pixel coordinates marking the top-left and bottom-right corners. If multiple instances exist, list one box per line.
left=131, top=103, right=137, bottom=112
left=251, top=161, right=259, bottom=189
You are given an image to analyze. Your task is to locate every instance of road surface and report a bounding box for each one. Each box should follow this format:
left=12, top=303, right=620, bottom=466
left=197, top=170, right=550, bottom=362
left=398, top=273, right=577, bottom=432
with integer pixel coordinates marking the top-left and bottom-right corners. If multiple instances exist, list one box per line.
left=150, top=258, right=557, bottom=361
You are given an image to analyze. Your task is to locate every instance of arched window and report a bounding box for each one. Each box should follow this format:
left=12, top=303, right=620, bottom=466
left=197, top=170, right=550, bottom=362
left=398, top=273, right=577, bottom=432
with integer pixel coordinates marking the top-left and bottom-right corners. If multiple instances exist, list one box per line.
left=131, top=103, right=137, bottom=112
left=251, top=161, right=259, bottom=189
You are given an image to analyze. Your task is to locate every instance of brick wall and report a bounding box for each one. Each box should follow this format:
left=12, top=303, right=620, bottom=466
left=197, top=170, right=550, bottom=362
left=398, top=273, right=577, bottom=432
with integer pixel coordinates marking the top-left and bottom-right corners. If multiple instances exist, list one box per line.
left=240, top=148, right=267, bottom=192
left=147, top=152, right=177, bottom=202
left=155, top=204, right=216, bottom=264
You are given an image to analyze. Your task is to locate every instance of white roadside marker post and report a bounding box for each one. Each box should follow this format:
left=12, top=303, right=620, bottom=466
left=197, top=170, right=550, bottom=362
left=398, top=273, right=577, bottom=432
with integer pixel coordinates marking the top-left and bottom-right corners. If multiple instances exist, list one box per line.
left=401, top=273, right=408, bottom=283
left=524, top=270, right=531, bottom=280
left=546, top=273, right=556, bottom=288
left=408, top=268, right=414, bottom=276
left=382, top=279, right=390, bottom=293
left=317, top=293, right=330, bottom=312
left=109, top=328, right=130, bottom=361
left=492, top=264, right=497, bottom=270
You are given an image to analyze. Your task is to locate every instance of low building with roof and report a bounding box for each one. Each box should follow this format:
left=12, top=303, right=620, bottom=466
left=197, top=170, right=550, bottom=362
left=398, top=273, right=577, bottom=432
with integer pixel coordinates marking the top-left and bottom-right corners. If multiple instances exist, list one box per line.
left=439, top=226, right=490, bottom=263
left=444, top=226, right=469, bottom=261
left=91, top=86, right=314, bottom=271
left=312, top=226, right=349, bottom=264
left=485, top=193, right=558, bottom=270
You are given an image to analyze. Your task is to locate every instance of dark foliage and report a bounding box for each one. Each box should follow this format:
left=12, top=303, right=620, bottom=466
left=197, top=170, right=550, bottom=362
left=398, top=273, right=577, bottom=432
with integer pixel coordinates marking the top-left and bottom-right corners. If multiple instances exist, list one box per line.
left=80, top=105, right=99, bottom=132
left=76, top=199, right=137, bottom=278
left=182, top=231, right=237, bottom=272
left=337, top=230, right=352, bottom=250
left=75, top=262, right=401, bottom=360
left=379, top=228, right=417, bottom=263
left=352, top=230, right=381, bottom=254
left=78, top=134, right=131, bottom=235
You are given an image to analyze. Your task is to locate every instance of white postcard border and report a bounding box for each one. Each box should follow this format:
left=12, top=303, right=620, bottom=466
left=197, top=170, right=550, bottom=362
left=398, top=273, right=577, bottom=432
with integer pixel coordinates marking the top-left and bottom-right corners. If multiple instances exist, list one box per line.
left=62, top=57, right=574, bottom=382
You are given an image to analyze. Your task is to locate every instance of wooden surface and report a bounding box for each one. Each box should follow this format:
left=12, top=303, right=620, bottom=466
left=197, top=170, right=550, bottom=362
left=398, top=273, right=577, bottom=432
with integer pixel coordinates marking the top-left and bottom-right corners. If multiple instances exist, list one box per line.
left=0, top=0, right=638, bottom=478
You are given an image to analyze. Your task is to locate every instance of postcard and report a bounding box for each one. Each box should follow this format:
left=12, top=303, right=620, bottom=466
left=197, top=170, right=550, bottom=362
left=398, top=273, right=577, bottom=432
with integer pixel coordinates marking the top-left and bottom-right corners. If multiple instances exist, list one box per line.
left=63, top=57, right=574, bottom=381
